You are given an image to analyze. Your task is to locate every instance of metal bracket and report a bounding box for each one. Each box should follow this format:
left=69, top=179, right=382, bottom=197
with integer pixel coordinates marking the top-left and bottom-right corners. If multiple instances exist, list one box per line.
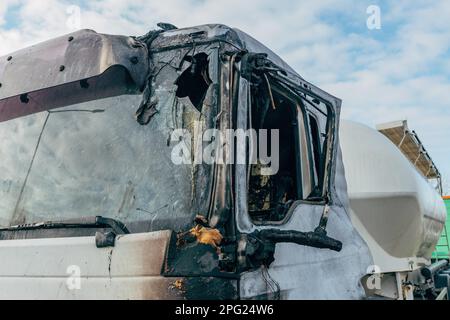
left=95, top=231, right=117, bottom=248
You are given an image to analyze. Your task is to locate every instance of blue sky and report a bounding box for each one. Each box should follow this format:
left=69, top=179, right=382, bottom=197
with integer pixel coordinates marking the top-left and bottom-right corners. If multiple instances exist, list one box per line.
left=1, top=0, right=449, bottom=193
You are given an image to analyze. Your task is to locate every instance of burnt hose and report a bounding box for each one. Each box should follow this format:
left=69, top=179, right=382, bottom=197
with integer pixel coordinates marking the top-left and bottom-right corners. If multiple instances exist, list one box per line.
left=258, top=229, right=343, bottom=252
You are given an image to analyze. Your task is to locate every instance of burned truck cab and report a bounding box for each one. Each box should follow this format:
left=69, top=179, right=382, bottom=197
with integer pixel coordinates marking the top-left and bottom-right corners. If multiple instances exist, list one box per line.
left=0, top=24, right=372, bottom=299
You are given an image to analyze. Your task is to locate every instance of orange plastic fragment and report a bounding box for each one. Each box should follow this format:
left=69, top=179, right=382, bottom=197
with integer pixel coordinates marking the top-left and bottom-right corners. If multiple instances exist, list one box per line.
left=190, top=225, right=223, bottom=248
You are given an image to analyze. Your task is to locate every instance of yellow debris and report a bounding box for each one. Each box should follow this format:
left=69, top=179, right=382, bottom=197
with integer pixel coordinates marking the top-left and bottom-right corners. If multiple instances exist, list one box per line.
left=190, top=225, right=223, bottom=249
left=174, top=279, right=184, bottom=291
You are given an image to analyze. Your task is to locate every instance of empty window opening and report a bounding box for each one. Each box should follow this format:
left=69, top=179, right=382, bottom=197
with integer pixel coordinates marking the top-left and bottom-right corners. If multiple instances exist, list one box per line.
left=300, top=95, right=330, bottom=200
left=175, top=53, right=211, bottom=112
left=248, top=86, right=300, bottom=223
left=308, top=114, right=323, bottom=198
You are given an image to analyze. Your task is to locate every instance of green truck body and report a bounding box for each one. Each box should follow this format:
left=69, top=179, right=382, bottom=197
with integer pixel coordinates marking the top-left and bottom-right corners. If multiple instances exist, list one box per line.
left=433, top=197, right=450, bottom=260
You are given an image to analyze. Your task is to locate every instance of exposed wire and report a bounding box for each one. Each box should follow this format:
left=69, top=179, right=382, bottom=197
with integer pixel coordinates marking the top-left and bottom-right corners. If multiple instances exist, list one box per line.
left=263, top=74, right=276, bottom=110
left=261, top=265, right=280, bottom=300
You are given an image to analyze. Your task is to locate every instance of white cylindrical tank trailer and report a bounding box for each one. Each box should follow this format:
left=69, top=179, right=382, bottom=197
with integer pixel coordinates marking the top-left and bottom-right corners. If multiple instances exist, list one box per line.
left=339, top=120, right=447, bottom=298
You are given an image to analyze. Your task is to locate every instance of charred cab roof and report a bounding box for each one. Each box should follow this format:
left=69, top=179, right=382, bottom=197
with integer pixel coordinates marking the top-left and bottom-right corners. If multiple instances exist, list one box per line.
left=151, top=24, right=300, bottom=78
left=0, top=24, right=340, bottom=123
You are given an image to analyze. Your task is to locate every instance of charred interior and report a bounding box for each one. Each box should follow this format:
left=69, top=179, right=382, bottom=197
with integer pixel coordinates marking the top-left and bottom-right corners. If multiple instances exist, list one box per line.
left=248, top=84, right=300, bottom=223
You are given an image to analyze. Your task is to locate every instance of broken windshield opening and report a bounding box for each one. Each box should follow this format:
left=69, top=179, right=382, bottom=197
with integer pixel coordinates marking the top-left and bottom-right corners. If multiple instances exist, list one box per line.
left=175, top=52, right=212, bottom=112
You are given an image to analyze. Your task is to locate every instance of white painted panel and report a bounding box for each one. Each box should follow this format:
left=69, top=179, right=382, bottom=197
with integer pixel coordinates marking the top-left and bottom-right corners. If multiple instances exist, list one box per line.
left=0, top=230, right=175, bottom=299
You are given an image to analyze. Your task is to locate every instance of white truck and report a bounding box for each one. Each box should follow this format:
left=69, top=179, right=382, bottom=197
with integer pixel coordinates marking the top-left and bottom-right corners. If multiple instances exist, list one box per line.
left=0, top=23, right=447, bottom=299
